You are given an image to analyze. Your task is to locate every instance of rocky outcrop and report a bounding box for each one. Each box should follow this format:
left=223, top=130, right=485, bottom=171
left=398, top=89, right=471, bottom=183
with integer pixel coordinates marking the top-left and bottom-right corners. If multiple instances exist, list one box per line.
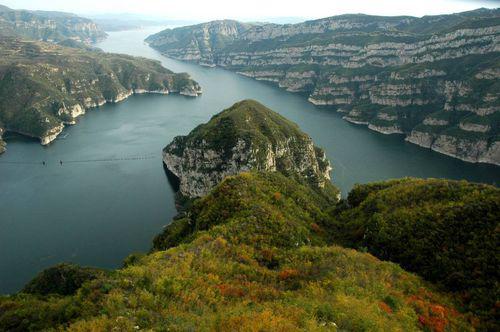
left=368, top=123, right=404, bottom=135
left=459, top=122, right=491, bottom=133
left=0, top=126, right=6, bottom=154
left=406, top=130, right=435, bottom=149
left=40, top=124, right=65, bottom=145
left=147, top=8, right=500, bottom=166
left=479, top=141, right=500, bottom=164
left=145, top=20, right=257, bottom=64
left=431, top=135, right=493, bottom=164
left=57, top=104, right=85, bottom=125
left=180, top=85, right=203, bottom=97
left=423, top=118, right=449, bottom=126
left=163, top=100, right=333, bottom=198
left=0, top=38, right=201, bottom=151
left=406, top=129, right=500, bottom=165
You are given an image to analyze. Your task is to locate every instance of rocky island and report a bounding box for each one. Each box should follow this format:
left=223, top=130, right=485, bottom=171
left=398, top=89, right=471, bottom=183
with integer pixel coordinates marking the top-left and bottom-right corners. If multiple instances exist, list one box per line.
left=163, top=100, right=334, bottom=198
left=0, top=37, right=202, bottom=153
left=0, top=4, right=107, bottom=43
left=0, top=102, right=498, bottom=330
left=146, top=9, right=500, bottom=165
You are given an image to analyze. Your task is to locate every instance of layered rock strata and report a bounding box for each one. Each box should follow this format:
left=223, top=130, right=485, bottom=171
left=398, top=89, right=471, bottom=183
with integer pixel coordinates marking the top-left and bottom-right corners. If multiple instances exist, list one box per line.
left=147, top=9, right=500, bottom=165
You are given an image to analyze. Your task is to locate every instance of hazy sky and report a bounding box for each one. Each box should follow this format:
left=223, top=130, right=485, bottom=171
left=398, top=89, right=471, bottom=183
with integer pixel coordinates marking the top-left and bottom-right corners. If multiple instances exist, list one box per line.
left=2, top=0, right=499, bottom=21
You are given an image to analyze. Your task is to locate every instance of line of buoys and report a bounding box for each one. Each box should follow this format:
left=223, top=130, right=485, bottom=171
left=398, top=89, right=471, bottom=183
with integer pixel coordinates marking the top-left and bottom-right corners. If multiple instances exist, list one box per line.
left=0, top=154, right=159, bottom=165
left=0, top=161, right=45, bottom=165
left=63, top=155, right=158, bottom=164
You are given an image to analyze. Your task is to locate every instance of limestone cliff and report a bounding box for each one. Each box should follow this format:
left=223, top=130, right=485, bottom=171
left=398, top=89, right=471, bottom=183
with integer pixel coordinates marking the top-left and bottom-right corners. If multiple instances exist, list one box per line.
left=147, top=9, right=500, bottom=165
left=0, top=126, right=6, bottom=154
left=0, top=38, right=202, bottom=153
left=145, top=20, right=258, bottom=64
left=163, top=100, right=334, bottom=198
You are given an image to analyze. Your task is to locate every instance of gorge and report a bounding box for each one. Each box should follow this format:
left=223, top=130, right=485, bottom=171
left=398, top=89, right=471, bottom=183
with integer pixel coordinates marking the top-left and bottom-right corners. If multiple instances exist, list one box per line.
left=146, top=9, right=500, bottom=165
left=0, top=5, right=499, bottom=330
left=1, top=27, right=499, bottom=296
left=1, top=99, right=498, bottom=331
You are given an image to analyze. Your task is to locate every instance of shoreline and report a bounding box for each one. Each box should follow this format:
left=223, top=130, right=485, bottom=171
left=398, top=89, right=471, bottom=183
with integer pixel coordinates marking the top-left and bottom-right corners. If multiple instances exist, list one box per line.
left=148, top=53, right=500, bottom=168
left=0, top=88, right=202, bottom=154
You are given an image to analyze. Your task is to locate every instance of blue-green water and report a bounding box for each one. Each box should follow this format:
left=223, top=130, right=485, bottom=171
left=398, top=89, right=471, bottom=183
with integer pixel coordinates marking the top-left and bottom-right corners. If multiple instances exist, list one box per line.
left=1, top=28, right=499, bottom=294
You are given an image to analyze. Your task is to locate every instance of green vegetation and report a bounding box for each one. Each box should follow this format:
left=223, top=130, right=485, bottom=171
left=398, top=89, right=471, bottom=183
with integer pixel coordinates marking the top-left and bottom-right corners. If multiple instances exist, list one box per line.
left=163, top=100, right=335, bottom=198
left=176, top=99, right=322, bottom=163
left=56, top=39, right=102, bottom=51
left=0, top=37, right=200, bottom=150
left=1, top=173, right=488, bottom=331
left=329, top=178, right=500, bottom=329
left=22, top=263, right=106, bottom=296
left=153, top=172, right=338, bottom=251
left=146, top=9, right=500, bottom=164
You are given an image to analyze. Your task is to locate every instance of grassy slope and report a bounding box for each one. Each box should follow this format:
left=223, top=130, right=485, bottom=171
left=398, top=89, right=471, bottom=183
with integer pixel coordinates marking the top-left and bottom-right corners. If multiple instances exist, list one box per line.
left=329, top=178, right=500, bottom=329
left=181, top=100, right=310, bottom=152
left=0, top=173, right=488, bottom=331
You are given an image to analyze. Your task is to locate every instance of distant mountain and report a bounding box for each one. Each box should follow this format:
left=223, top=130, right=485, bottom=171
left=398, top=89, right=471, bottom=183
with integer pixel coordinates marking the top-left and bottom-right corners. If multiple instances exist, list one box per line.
left=147, top=20, right=263, bottom=65
left=0, top=4, right=107, bottom=43
left=146, top=8, right=500, bottom=165
left=0, top=37, right=201, bottom=152
left=87, top=13, right=197, bottom=32
left=90, top=18, right=158, bottom=32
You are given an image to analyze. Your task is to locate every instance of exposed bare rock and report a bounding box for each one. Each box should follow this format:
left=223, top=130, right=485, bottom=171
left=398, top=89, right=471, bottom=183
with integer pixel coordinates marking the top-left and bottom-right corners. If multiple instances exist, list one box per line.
left=423, top=118, right=449, bottom=126
left=163, top=100, right=333, bottom=198
left=406, top=130, right=436, bottom=149
left=459, top=122, right=491, bottom=133
left=147, top=9, right=500, bottom=165
left=368, top=124, right=404, bottom=134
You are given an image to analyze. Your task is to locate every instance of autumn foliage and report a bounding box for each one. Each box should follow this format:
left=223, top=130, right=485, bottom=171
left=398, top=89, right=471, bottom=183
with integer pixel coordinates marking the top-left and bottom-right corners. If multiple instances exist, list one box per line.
left=0, top=173, right=489, bottom=331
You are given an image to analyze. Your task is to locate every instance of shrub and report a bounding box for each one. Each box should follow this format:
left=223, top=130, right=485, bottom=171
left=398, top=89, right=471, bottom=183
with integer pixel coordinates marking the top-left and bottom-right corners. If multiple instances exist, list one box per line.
left=22, top=263, right=105, bottom=296
left=330, top=178, right=500, bottom=329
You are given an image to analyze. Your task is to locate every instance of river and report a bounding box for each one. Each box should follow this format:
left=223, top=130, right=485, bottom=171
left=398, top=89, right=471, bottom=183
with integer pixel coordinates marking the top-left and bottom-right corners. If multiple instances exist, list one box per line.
left=0, top=27, right=498, bottom=294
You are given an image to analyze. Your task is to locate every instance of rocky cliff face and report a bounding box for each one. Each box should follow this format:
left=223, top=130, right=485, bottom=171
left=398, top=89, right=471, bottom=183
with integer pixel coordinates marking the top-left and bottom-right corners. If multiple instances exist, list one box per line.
left=0, top=126, right=5, bottom=154
left=163, top=100, right=333, bottom=198
left=147, top=9, right=500, bottom=165
left=145, top=20, right=258, bottom=64
left=0, top=38, right=202, bottom=153
left=0, top=4, right=107, bottom=43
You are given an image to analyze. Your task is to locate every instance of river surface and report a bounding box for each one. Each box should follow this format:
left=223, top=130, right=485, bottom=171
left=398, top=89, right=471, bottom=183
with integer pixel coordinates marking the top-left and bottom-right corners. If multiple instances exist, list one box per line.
left=1, top=27, right=499, bottom=294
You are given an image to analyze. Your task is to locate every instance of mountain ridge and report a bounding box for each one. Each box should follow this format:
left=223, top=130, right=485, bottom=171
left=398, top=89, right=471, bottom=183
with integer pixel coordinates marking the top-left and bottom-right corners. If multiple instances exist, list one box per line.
left=0, top=37, right=202, bottom=153
left=146, top=8, right=500, bottom=165
left=0, top=4, right=107, bottom=43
